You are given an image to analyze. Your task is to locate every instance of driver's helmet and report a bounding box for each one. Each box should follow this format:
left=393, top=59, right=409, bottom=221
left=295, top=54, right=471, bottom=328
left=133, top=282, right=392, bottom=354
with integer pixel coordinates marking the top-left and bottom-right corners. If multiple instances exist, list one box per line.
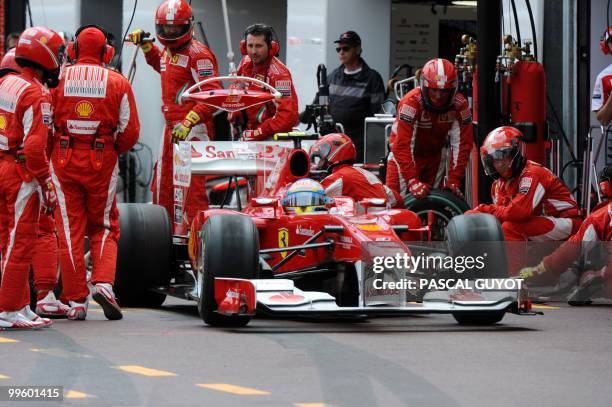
left=480, top=126, right=526, bottom=180
left=309, top=133, right=356, bottom=173
left=281, top=178, right=332, bottom=214
left=420, top=58, right=457, bottom=112
left=155, top=0, right=193, bottom=49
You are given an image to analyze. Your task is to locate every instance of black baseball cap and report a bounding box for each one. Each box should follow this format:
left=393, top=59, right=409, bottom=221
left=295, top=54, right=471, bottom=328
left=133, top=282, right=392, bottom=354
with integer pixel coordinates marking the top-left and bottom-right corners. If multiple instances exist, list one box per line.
left=334, top=31, right=361, bottom=46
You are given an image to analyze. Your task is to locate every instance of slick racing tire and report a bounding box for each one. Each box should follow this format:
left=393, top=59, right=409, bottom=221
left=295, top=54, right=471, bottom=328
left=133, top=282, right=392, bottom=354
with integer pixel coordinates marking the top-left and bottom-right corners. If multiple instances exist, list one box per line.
left=453, top=311, right=505, bottom=325
left=446, top=213, right=507, bottom=326
left=404, top=189, right=470, bottom=240
left=445, top=213, right=507, bottom=278
left=198, top=214, right=259, bottom=327
left=115, top=203, right=172, bottom=307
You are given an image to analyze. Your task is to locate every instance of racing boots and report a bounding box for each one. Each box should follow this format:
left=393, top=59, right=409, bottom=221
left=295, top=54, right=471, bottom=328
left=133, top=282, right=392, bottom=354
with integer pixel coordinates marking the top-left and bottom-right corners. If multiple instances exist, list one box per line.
left=36, top=291, right=70, bottom=319
left=67, top=300, right=88, bottom=321
left=92, top=283, right=123, bottom=320
left=19, top=306, right=52, bottom=328
left=0, top=310, right=47, bottom=330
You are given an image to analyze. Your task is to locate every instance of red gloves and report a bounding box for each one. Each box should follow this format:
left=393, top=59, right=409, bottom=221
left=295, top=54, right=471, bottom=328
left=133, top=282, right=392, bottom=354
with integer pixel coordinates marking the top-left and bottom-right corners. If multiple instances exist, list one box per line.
left=241, top=128, right=262, bottom=142
left=408, top=178, right=430, bottom=199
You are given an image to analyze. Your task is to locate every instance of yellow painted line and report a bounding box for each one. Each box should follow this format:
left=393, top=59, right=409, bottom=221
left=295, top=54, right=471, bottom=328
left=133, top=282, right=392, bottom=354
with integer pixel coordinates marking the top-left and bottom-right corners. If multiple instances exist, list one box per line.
left=294, top=404, right=326, bottom=407
left=115, top=365, right=177, bottom=377
left=0, top=336, right=18, bottom=343
left=532, top=305, right=560, bottom=310
left=65, top=390, right=96, bottom=399
left=196, top=383, right=271, bottom=395
left=0, top=374, right=10, bottom=379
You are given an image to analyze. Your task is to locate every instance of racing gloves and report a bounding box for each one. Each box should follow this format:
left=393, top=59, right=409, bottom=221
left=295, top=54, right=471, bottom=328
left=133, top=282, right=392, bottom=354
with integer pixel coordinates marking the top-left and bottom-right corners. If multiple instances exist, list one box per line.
left=517, top=261, right=547, bottom=279
left=127, top=29, right=153, bottom=53
left=408, top=178, right=430, bottom=199
left=241, top=128, right=263, bottom=142
left=41, top=178, right=57, bottom=215
left=171, top=110, right=201, bottom=144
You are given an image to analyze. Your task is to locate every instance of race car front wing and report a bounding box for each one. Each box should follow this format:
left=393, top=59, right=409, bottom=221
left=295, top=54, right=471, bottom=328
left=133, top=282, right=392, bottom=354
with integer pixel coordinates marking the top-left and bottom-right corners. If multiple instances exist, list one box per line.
left=213, top=278, right=538, bottom=317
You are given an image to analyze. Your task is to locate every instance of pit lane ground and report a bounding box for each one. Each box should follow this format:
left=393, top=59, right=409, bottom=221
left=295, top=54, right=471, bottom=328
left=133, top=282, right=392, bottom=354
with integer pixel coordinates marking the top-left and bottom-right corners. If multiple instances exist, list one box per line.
left=1, top=298, right=611, bottom=407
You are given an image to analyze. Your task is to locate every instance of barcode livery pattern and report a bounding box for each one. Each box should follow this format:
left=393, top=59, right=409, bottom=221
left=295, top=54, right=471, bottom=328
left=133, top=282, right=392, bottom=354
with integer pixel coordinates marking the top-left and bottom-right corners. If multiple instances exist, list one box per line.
left=64, top=65, right=108, bottom=98
left=0, top=76, right=31, bottom=113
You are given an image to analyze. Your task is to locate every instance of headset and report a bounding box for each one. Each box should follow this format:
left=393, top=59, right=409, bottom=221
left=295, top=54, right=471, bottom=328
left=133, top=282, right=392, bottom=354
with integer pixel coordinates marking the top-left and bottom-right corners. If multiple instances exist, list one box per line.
left=600, top=27, right=612, bottom=55
left=239, top=23, right=279, bottom=58
left=67, top=24, right=115, bottom=64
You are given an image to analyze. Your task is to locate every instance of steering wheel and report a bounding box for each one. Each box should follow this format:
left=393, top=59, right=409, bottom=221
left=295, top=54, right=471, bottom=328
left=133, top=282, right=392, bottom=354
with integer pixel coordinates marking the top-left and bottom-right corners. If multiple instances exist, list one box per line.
left=180, top=76, right=282, bottom=113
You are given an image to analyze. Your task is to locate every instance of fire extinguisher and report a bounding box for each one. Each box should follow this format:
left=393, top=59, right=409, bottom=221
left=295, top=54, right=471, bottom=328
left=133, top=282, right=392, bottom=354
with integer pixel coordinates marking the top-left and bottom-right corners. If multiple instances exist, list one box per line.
left=496, top=36, right=548, bottom=166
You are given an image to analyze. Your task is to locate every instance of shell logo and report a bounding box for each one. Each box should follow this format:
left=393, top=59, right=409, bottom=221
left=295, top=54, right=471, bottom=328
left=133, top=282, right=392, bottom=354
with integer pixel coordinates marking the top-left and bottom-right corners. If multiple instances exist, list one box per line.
left=75, top=101, right=94, bottom=118
left=40, top=36, right=47, bottom=44
left=0, top=115, right=6, bottom=130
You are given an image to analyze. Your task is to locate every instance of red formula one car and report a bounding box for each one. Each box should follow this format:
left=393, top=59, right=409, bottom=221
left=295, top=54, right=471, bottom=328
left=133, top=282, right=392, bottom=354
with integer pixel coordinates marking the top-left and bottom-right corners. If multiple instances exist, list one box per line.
left=114, top=78, right=535, bottom=327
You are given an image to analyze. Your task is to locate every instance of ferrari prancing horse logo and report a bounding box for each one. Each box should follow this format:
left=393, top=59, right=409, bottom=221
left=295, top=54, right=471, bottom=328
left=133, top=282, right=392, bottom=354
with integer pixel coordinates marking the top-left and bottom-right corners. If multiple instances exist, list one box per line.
left=278, top=228, right=289, bottom=258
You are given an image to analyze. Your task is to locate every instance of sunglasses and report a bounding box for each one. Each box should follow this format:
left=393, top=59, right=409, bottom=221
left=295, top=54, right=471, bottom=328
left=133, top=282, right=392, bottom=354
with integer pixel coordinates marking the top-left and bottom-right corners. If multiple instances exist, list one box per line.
left=336, top=46, right=353, bottom=53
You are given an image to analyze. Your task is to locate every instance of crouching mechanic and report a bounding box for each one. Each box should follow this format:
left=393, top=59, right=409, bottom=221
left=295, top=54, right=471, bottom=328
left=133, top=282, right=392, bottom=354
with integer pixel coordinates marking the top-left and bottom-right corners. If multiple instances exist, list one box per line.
left=128, top=0, right=221, bottom=227
left=51, top=25, right=140, bottom=320
left=233, top=24, right=299, bottom=141
left=386, top=58, right=473, bottom=200
left=0, top=49, right=67, bottom=318
left=309, top=133, right=403, bottom=209
left=0, top=27, right=64, bottom=330
left=518, top=166, right=612, bottom=301
left=467, top=126, right=581, bottom=241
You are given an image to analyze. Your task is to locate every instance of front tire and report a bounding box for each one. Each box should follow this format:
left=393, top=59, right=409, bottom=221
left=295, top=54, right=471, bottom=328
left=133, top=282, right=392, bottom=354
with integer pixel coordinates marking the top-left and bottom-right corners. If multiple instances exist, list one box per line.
left=198, top=214, right=259, bottom=327
left=446, top=214, right=508, bottom=325
left=453, top=311, right=505, bottom=325
left=115, top=203, right=172, bottom=307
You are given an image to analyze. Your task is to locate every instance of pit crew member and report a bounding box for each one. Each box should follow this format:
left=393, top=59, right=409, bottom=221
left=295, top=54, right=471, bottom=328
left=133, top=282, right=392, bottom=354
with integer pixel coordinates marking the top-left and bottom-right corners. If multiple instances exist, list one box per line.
left=467, top=126, right=581, bottom=241
left=52, top=25, right=140, bottom=321
left=128, top=0, right=221, bottom=226
left=592, top=26, right=612, bottom=126
left=0, top=27, right=64, bottom=330
left=310, top=133, right=403, bottom=208
left=233, top=23, right=299, bottom=141
left=0, top=48, right=67, bottom=319
left=386, top=58, right=473, bottom=201
left=518, top=166, right=612, bottom=300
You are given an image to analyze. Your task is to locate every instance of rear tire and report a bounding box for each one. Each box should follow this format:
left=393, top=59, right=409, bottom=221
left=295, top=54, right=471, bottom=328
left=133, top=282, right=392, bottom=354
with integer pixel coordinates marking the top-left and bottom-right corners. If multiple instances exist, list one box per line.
left=198, top=214, right=259, bottom=327
left=404, top=189, right=469, bottom=240
left=115, top=203, right=172, bottom=307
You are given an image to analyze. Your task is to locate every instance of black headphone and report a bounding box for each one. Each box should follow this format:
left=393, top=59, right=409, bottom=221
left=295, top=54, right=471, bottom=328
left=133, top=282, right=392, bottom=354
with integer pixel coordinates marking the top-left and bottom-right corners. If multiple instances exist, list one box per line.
left=68, top=24, right=115, bottom=63
left=240, top=24, right=280, bottom=57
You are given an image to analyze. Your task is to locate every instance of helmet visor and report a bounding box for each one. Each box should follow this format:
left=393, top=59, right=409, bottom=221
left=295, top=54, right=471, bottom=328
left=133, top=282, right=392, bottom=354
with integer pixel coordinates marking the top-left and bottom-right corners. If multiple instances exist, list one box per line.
left=481, top=146, right=517, bottom=178
left=423, top=87, right=454, bottom=108
left=156, top=23, right=190, bottom=40
left=310, top=142, right=331, bottom=170
left=284, top=191, right=327, bottom=207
